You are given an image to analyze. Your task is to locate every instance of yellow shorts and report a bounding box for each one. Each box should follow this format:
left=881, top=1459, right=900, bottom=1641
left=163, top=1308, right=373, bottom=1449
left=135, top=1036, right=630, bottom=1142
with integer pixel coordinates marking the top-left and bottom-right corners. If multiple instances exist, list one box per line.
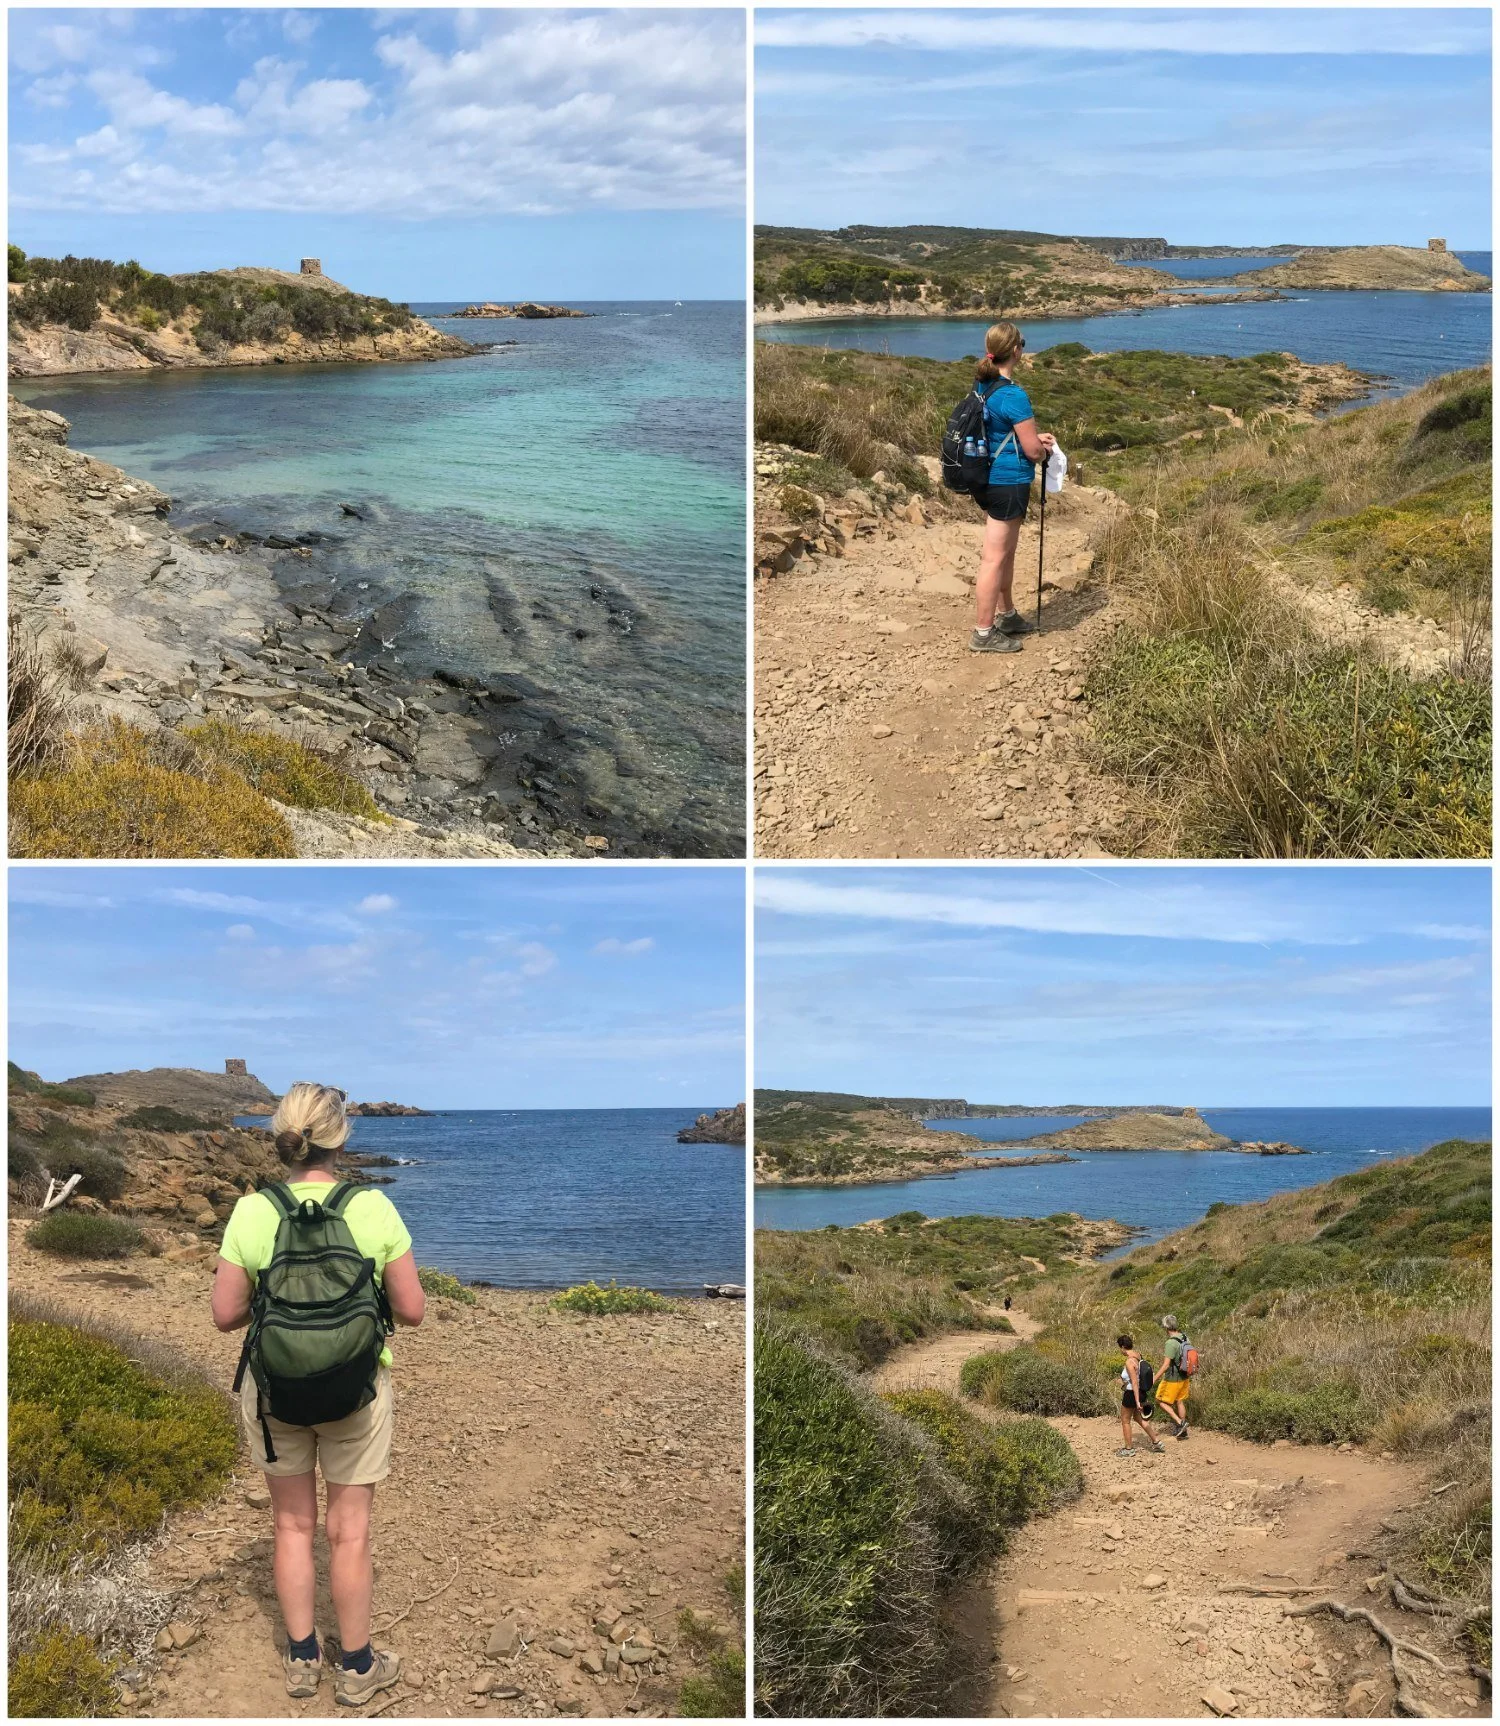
left=1157, top=1376, right=1190, bottom=1404
left=241, top=1366, right=393, bottom=1485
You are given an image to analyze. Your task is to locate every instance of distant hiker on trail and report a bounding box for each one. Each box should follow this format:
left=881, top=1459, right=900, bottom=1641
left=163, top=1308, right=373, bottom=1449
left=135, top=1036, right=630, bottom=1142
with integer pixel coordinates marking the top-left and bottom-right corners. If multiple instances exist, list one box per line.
left=211, top=1082, right=426, bottom=1706
left=1156, top=1313, right=1194, bottom=1440
left=1003, top=1295, right=1012, bottom=1312
left=1117, top=1333, right=1165, bottom=1455
left=966, top=322, right=1056, bottom=654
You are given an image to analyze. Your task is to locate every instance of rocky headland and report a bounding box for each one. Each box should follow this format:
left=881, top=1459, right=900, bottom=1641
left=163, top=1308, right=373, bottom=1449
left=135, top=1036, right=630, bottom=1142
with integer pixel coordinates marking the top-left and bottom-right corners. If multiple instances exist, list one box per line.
left=8, top=265, right=473, bottom=379
left=1226, top=245, right=1491, bottom=293
left=447, top=302, right=591, bottom=320
left=1015, top=1109, right=1308, bottom=1154
left=346, top=1100, right=435, bottom=1117
left=8, top=396, right=652, bottom=858
left=677, top=1104, right=746, bottom=1144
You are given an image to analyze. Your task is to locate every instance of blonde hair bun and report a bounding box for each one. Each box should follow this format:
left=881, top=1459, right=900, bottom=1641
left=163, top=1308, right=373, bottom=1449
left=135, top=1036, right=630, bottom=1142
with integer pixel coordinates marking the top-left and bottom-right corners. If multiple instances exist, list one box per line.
left=270, top=1081, right=350, bottom=1166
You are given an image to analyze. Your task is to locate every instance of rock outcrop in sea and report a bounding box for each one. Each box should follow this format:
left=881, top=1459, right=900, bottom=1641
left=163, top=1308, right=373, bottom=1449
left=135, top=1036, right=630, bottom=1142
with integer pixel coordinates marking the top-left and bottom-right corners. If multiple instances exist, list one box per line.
left=446, top=302, right=591, bottom=320
left=677, top=1104, right=746, bottom=1144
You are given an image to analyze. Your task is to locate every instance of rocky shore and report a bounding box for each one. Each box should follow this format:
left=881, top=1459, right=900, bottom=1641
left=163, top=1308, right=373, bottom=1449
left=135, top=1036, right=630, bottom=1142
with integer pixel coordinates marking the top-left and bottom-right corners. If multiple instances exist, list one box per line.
left=447, top=302, right=591, bottom=320
left=677, top=1104, right=746, bottom=1144
left=346, top=1101, right=434, bottom=1117
left=754, top=286, right=1283, bottom=325
left=1015, top=1111, right=1308, bottom=1154
left=8, top=396, right=668, bottom=858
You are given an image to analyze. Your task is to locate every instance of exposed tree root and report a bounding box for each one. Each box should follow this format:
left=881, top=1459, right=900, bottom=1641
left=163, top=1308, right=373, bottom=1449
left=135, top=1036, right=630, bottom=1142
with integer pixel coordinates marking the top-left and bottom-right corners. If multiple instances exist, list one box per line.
left=1287, top=1597, right=1464, bottom=1717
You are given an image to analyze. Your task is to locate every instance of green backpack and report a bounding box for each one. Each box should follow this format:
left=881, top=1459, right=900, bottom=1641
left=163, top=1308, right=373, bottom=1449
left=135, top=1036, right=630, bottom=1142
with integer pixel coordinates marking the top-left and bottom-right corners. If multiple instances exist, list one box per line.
left=232, top=1181, right=393, bottom=1462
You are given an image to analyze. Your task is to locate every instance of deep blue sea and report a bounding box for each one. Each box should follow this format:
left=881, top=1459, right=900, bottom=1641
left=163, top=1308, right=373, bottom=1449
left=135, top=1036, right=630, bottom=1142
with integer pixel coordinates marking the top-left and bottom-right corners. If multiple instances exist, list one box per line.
left=753, top=1107, right=1490, bottom=1248
left=13, top=301, right=746, bottom=853
left=759, top=257, right=1492, bottom=399
left=235, top=1107, right=745, bottom=1294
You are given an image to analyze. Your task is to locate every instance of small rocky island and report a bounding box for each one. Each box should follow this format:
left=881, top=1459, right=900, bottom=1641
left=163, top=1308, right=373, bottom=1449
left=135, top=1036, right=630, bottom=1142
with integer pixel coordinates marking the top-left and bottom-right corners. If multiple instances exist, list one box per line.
left=1016, top=1109, right=1308, bottom=1155
left=678, top=1104, right=746, bottom=1144
left=447, top=302, right=591, bottom=320
left=346, top=1101, right=434, bottom=1118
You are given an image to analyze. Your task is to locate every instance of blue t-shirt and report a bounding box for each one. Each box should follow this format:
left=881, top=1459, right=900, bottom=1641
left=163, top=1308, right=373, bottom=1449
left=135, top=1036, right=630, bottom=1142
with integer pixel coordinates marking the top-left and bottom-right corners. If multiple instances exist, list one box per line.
left=983, top=381, right=1037, bottom=486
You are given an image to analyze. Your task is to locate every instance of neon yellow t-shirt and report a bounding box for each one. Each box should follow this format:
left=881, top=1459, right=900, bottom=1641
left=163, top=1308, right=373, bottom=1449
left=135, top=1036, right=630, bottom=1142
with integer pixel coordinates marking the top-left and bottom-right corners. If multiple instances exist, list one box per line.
left=220, top=1181, right=412, bottom=1370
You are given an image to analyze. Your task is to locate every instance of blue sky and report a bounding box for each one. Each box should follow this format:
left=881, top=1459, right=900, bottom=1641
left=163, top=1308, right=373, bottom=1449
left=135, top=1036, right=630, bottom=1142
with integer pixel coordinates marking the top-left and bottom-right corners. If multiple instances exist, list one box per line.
left=756, top=9, right=1492, bottom=247
left=9, top=867, right=745, bottom=1109
left=10, top=9, right=745, bottom=299
left=755, top=867, right=1491, bottom=1106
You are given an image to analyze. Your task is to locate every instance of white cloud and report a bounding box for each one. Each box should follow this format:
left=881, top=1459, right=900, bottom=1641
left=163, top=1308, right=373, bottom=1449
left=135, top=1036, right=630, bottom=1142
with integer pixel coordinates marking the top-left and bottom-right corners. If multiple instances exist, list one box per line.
left=593, top=936, right=655, bottom=956
left=358, top=893, right=398, bottom=914
left=755, top=9, right=1491, bottom=58
left=515, top=941, right=557, bottom=978
left=225, top=924, right=256, bottom=940
left=1412, top=922, right=1490, bottom=942
left=15, top=10, right=745, bottom=218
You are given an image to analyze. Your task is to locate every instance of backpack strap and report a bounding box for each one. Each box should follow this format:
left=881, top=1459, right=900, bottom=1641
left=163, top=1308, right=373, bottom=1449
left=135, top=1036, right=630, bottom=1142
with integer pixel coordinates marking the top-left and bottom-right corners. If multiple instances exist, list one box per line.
left=259, top=1181, right=299, bottom=1221
left=320, top=1180, right=360, bottom=1217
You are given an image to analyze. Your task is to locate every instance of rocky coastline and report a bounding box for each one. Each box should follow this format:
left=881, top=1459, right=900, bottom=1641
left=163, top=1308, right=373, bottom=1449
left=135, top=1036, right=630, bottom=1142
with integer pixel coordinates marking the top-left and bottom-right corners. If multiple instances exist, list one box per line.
left=677, top=1104, right=746, bottom=1144
left=9, top=396, right=688, bottom=859
left=753, top=287, right=1284, bottom=325
left=346, top=1100, right=434, bottom=1117
left=1011, top=1111, right=1309, bottom=1155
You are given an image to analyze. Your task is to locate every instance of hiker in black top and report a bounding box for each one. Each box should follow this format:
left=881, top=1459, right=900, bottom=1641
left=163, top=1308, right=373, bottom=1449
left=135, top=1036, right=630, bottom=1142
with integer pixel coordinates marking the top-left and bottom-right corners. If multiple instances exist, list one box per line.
left=211, top=1083, right=425, bottom=1706
left=1117, top=1333, right=1165, bottom=1455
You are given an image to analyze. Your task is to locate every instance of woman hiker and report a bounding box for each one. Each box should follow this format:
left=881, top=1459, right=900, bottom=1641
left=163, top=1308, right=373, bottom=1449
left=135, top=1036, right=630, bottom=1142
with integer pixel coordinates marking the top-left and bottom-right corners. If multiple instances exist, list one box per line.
left=212, top=1082, right=426, bottom=1705
left=968, top=321, right=1057, bottom=654
left=1117, top=1333, right=1165, bottom=1456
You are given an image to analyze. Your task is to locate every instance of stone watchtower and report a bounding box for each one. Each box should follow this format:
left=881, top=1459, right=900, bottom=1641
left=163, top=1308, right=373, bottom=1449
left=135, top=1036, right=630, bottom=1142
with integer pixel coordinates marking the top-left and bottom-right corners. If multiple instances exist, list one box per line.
left=225, top=1058, right=248, bottom=1077
left=300, top=258, right=322, bottom=277
left=1428, top=238, right=1448, bottom=253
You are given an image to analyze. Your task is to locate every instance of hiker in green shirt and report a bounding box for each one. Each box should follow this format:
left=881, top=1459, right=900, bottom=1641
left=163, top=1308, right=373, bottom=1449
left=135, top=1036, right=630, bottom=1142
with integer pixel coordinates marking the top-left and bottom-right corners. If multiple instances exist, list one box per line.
left=1156, top=1313, right=1192, bottom=1441
left=212, top=1082, right=425, bottom=1706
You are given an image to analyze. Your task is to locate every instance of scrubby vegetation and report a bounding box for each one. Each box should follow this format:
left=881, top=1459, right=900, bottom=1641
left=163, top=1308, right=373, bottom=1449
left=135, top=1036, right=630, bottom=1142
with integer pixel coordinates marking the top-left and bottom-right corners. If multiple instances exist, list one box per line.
left=1086, top=371, right=1492, bottom=858
left=550, top=1281, right=670, bottom=1315
left=756, top=341, right=1338, bottom=497
left=8, top=249, right=414, bottom=353
left=756, top=1210, right=1120, bottom=1367
left=7, top=1105, right=127, bottom=1207
left=9, top=1062, right=95, bottom=1109
left=1027, top=1139, right=1491, bottom=1624
left=960, top=1343, right=1112, bottom=1417
left=676, top=1590, right=748, bottom=1717
left=182, top=720, right=383, bottom=820
left=117, top=1106, right=213, bottom=1134
left=417, top=1267, right=477, bottom=1306
left=755, top=1321, right=1082, bottom=1715
left=8, top=1310, right=238, bottom=1713
left=27, top=1214, right=144, bottom=1260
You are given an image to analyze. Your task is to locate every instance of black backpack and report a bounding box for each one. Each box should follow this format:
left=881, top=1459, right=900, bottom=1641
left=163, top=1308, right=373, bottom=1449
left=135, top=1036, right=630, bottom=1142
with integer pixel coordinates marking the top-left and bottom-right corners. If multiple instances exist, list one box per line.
left=1135, top=1357, right=1155, bottom=1406
left=232, top=1181, right=393, bottom=1462
left=941, top=380, right=1017, bottom=493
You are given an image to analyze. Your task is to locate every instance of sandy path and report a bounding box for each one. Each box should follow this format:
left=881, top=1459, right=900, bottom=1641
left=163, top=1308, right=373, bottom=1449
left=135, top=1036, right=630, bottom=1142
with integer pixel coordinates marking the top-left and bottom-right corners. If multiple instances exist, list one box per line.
left=754, top=486, right=1134, bottom=859
left=864, top=1314, right=1486, bottom=1720
left=11, top=1225, right=744, bottom=1719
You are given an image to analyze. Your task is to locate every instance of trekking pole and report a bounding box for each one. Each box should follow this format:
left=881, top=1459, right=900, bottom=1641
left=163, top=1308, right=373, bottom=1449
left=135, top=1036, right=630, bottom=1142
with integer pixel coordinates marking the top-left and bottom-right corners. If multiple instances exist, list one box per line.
left=1035, top=449, right=1049, bottom=634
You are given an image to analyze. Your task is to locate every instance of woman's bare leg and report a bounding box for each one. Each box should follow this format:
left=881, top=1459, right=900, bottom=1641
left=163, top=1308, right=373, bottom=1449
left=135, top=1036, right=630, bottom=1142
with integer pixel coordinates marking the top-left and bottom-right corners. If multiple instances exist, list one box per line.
left=325, top=1482, right=376, bottom=1652
left=269, top=1473, right=319, bottom=1642
left=975, top=517, right=1022, bottom=628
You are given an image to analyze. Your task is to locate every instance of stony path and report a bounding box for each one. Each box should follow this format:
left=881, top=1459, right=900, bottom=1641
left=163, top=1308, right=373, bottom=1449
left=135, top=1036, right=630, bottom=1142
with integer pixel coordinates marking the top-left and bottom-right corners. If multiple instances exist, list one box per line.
left=866, top=1315, right=1486, bottom=1720
left=754, top=471, right=1134, bottom=859
left=11, top=1228, right=743, bottom=1719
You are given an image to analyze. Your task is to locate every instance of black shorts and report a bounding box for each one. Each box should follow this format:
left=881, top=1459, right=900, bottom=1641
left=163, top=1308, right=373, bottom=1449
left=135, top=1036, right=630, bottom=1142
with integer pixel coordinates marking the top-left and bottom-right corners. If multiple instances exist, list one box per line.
left=973, top=483, right=1031, bottom=522
left=1122, top=1390, right=1154, bottom=1415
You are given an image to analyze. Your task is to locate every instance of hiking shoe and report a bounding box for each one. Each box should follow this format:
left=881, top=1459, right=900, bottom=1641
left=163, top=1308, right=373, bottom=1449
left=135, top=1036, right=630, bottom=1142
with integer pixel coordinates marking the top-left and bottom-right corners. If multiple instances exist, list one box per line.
left=1175, top=1426, right=1190, bottom=1441
left=995, top=609, right=1036, bottom=636
left=335, top=1650, right=401, bottom=1707
left=970, top=628, right=1022, bottom=654
left=1114, top=1446, right=1136, bottom=1457
left=283, top=1649, right=322, bottom=1699
left=1148, top=1440, right=1167, bottom=1453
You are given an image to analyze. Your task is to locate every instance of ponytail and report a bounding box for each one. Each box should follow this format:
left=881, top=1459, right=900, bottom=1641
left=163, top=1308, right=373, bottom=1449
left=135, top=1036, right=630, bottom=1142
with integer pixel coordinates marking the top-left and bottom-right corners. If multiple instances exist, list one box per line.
left=976, top=321, right=1023, bottom=383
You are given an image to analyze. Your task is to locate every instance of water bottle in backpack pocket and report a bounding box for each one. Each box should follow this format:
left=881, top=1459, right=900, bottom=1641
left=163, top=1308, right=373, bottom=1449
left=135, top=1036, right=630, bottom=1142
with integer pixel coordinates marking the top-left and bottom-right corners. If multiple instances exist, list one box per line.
left=233, top=1181, right=393, bottom=1459
left=941, top=381, right=1016, bottom=493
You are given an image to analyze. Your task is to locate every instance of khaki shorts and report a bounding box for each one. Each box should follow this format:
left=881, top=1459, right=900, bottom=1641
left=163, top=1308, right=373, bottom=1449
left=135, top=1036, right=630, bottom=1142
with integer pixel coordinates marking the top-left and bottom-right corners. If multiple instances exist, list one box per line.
left=241, top=1366, right=393, bottom=1485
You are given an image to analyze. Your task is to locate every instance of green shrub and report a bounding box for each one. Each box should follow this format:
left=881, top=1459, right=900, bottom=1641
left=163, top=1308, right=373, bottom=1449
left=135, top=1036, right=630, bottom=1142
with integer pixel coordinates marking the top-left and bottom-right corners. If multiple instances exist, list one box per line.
left=958, top=1350, right=1008, bottom=1401
left=27, top=1213, right=143, bottom=1260
left=44, top=1142, right=128, bottom=1202
left=1203, top=1380, right=1371, bottom=1445
left=118, top=1105, right=214, bottom=1133
left=8, top=1625, right=117, bottom=1718
left=754, top=1322, right=959, bottom=1718
left=679, top=1648, right=746, bottom=1716
left=9, top=1318, right=237, bottom=1563
left=9, top=1139, right=44, bottom=1186
left=8, top=243, right=29, bottom=284
left=968, top=1344, right=1111, bottom=1418
left=417, top=1267, right=477, bottom=1306
left=883, top=1390, right=1082, bottom=1560
left=8, top=1064, right=95, bottom=1107
left=550, top=1281, right=669, bottom=1315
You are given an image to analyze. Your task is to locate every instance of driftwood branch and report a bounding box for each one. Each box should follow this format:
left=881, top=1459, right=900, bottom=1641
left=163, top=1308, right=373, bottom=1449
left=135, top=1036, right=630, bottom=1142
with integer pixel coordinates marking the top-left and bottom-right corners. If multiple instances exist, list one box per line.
left=40, top=1173, right=83, bottom=1212
left=1286, top=1597, right=1464, bottom=1717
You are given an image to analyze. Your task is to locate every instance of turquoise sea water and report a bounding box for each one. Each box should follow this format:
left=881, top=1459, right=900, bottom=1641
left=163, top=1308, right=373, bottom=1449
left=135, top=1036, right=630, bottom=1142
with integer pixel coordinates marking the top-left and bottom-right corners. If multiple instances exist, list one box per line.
left=759, top=274, right=1492, bottom=399
left=14, top=301, right=746, bottom=854
left=754, top=1107, right=1491, bottom=1248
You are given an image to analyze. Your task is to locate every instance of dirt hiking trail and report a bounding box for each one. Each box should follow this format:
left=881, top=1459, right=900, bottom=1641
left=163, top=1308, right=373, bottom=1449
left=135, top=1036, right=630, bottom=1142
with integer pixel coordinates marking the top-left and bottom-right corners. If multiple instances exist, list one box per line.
left=754, top=471, right=1459, bottom=861
left=12, top=1226, right=744, bottom=1719
left=872, top=1312, right=1487, bottom=1720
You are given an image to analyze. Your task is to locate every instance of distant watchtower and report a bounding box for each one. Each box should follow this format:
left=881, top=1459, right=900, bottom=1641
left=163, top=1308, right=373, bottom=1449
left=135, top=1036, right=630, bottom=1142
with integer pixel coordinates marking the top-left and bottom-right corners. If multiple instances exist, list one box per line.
left=1428, top=238, right=1448, bottom=253
left=225, top=1058, right=248, bottom=1077
left=300, top=258, right=322, bottom=277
